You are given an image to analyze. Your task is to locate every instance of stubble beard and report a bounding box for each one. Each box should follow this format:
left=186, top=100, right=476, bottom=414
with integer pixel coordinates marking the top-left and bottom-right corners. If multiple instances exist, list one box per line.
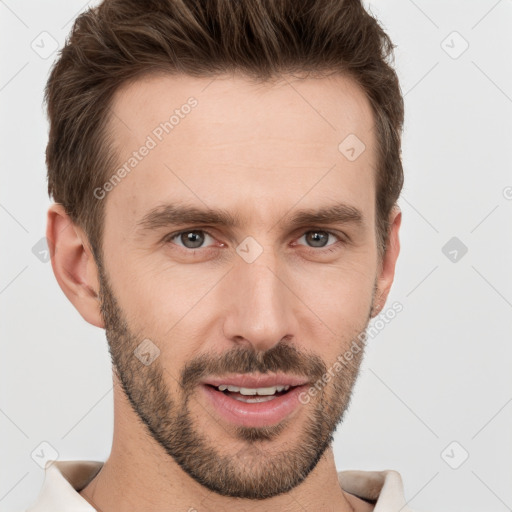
left=97, top=262, right=371, bottom=499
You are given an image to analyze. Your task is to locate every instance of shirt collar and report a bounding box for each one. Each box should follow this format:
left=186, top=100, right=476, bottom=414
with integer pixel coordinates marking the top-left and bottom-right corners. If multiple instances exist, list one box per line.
left=26, top=460, right=101, bottom=511
left=338, top=469, right=415, bottom=511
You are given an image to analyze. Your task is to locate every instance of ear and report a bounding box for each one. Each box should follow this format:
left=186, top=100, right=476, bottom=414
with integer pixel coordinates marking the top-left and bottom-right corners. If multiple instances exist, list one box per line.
left=46, top=203, right=105, bottom=328
left=371, top=206, right=401, bottom=318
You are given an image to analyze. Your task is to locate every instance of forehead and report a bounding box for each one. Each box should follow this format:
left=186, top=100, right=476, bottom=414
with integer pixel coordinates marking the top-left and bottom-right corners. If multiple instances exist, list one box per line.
left=110, top=71, right=375, bottom=150
left=104, top=72, right=377, bottom=232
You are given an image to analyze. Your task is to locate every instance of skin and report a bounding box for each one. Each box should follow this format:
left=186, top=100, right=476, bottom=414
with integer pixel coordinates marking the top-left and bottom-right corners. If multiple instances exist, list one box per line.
left=47, top=71, right=401, bottom=512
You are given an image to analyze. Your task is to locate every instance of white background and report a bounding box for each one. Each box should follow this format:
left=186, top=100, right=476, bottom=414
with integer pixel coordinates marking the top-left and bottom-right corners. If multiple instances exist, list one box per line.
left=1, top=1, right=511, bottom=511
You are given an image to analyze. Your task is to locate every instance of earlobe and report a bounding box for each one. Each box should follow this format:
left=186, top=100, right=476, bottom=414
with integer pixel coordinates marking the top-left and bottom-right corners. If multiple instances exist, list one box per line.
left=371, top=207, right=401, bottom=318
left=46, top=203, right=105, bottom=328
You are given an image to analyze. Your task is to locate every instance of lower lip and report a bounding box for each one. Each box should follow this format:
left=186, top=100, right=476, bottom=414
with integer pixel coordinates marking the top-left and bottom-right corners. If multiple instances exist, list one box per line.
left=201, top=384, right=308, bottom=428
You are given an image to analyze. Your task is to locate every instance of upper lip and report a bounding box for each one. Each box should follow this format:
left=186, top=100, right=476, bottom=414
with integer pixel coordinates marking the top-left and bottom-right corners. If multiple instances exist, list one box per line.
left=202, top=373, right=310, bottom=388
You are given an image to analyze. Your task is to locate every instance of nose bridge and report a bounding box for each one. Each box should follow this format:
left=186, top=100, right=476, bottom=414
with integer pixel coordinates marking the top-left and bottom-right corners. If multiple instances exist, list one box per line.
left=222, top=241, right=296, bottom=351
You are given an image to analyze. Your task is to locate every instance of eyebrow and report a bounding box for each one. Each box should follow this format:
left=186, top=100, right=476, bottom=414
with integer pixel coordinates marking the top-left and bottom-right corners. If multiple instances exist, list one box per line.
left=135, top=202, right=364, bottom=235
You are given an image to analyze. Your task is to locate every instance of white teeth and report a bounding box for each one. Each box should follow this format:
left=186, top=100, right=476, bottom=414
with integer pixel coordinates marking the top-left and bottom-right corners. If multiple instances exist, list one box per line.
left=239, top=387, right=258, bottom=395
left=216, top=384, right=291, bottom=395
left=233, top=395, right=277, bottom=403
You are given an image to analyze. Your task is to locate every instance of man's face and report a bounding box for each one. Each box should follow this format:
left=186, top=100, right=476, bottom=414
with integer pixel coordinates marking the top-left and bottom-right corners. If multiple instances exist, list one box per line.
left=98, top=72, right=383, bottom=499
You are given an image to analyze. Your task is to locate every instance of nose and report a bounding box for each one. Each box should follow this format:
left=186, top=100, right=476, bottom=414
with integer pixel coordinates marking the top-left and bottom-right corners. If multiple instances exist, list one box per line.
left=221, top=247, right=299, bottom=353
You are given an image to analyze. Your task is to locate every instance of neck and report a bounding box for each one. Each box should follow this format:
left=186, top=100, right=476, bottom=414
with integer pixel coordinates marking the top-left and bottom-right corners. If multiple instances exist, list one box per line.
left=79, top=376, right=361, bottom=512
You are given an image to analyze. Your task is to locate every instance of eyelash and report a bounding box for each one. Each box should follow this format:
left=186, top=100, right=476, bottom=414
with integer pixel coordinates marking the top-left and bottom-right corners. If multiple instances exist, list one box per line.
left=162, top=228, right=346, bottom=255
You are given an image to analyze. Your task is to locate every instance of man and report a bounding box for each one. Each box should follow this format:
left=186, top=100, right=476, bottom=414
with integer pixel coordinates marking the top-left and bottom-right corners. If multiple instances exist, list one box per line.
left=27, top=0, right=416, bottom=510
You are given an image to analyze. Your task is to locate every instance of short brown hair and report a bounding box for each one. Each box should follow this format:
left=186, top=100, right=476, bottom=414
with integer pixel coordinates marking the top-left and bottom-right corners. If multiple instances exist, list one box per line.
left=45, top=0, right=404, bottom=262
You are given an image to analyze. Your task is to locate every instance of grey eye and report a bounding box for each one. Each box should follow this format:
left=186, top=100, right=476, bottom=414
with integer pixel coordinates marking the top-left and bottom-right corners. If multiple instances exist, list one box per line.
left=171, top=230, right=214, bottom=249
left=298, top=231, right=337, bottom=248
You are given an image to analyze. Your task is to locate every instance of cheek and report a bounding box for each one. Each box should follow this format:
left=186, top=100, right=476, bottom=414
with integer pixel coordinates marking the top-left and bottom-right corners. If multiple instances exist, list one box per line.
left=287, top=259, right=376, bottom=359
left=290, top=253, right=377, bottom=309
left=109, top=244, right=214, bottom=320
left=105, top=252, right=224, bottom=355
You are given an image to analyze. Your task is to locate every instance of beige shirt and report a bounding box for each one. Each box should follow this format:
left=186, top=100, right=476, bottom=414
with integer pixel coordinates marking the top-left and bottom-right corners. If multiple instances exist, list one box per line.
left=24, top=460, right=420, bottom=511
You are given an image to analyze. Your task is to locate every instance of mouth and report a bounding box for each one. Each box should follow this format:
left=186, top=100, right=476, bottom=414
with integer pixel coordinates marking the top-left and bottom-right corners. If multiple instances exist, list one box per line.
left=207, top=383, right=294, bottom=402
left=200, top=375, right=310, bottom=428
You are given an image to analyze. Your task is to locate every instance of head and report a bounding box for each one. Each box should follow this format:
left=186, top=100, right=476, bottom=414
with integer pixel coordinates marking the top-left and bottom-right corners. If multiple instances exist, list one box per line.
left=45, top=0, right=404, bottom=501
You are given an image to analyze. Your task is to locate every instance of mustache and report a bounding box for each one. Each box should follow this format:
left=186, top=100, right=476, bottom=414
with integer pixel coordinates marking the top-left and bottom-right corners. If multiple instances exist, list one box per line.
left=180, top=341, right=327, bottom=392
